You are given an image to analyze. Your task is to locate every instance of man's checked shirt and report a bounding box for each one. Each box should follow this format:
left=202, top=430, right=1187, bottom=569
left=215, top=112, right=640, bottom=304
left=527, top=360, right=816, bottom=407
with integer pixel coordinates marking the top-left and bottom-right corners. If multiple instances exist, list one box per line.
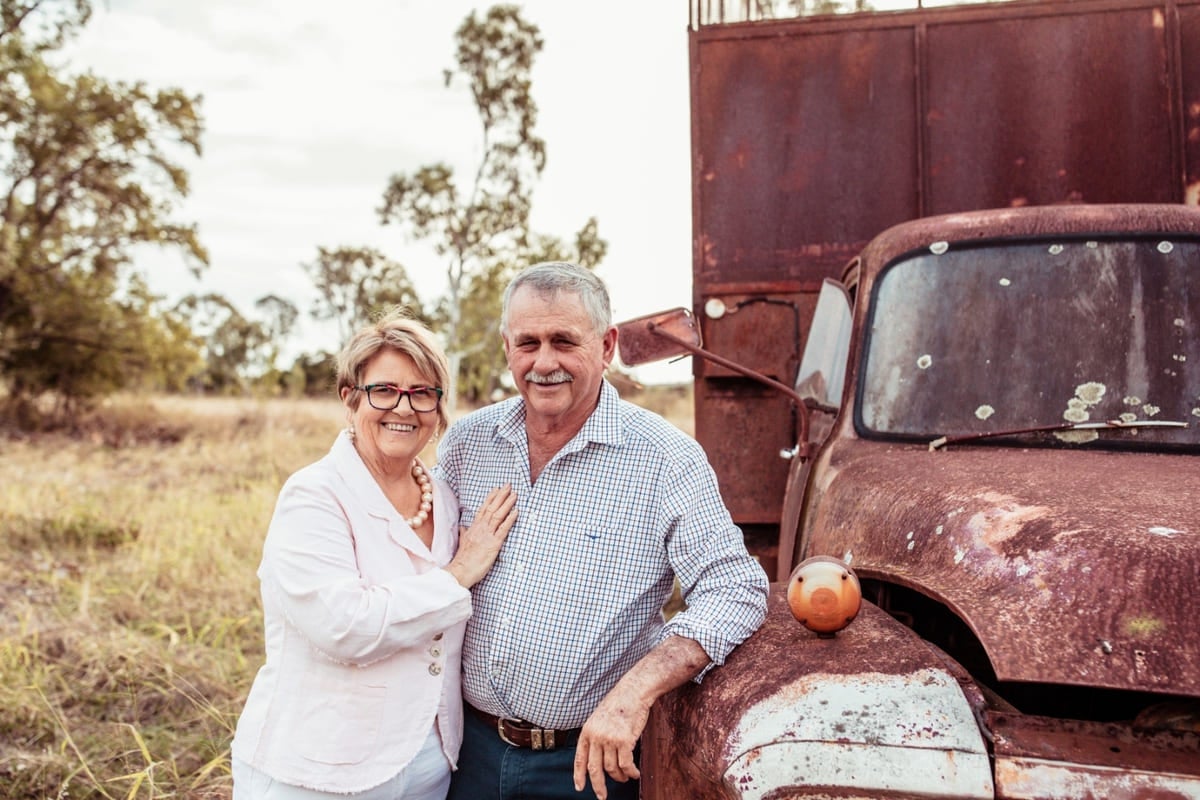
left=434, top=380, right=769, bottom=729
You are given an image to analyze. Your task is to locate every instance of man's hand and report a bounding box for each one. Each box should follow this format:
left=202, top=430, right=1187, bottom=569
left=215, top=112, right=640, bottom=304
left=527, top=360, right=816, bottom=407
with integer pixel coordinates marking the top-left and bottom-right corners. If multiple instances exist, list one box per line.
left=572, top=636, right=710, bottom=799
left=573, top=683, right=646, bottom=798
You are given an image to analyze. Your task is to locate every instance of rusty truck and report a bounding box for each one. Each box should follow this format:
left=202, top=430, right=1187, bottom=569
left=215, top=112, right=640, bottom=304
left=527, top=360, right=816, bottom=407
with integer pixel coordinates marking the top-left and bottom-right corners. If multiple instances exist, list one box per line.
left=617, top=0, right=1200, bottom=796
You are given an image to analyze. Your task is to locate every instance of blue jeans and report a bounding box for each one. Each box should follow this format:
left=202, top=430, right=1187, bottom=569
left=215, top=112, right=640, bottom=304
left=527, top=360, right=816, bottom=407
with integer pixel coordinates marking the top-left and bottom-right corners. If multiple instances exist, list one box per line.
left=448, top=707, right=639, bottom=800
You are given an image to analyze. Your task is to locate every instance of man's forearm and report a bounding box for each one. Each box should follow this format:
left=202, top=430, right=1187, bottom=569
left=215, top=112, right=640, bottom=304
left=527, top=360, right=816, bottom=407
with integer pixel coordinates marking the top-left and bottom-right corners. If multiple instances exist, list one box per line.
left=615, top=635, right=710, bottom=708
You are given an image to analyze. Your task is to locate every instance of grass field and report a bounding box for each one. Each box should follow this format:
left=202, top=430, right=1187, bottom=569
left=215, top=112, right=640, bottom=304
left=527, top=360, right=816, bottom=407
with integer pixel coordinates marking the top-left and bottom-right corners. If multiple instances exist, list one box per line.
left=0, top=386, right=692, bottom=799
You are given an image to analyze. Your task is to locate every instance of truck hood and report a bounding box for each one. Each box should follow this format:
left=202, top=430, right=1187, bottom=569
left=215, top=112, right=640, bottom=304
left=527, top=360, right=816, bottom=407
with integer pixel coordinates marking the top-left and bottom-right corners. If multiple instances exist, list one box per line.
left=806, top=442, right=1200, bottom=696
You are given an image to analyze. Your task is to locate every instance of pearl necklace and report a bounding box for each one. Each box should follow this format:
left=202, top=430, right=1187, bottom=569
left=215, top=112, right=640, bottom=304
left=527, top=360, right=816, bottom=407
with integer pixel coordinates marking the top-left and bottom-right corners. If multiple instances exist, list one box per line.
left=406, top=463, right=433, bottom=528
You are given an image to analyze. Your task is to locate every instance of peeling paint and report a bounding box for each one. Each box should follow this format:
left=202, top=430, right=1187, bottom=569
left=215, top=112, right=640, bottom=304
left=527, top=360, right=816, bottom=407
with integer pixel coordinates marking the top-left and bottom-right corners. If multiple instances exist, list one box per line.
left=1124, top=396, right=1143, bottom=406
left=999, top=277, right=1011, bottom=286
left=1048, top=244, right=1064, bottom=255
left=1119, top=412, right=1138, bottom=423
left=1054, top=429, right=1100, bottom=444
left=1074, top=382, right=1106, bottom=405
left=1144, top=404, right=1161, bottom=416
left=917, top=354, right=933, bottom=369
left=1063, top=407, right=1089, bottom=423
left=929, top=241, right=949, bottom=254
left=725, top=668, right=992, bottom=775
left=1147, top=526, right=1182, bottom=537
left=1157, top=240, right=1175, bottom=254
left=975, top=404, right=995, bottom=420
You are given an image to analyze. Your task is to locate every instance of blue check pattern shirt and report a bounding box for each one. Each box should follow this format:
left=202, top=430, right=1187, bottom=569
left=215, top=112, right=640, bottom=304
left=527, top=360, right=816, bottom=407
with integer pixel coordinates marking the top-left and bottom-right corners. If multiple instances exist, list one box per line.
left=434, top=380, right=769, bottom=729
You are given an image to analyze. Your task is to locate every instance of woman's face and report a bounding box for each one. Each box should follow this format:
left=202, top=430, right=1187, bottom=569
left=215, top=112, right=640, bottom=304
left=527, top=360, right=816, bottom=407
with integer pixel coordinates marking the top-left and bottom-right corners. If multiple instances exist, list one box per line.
left=342, top=348, right=440, bottom=475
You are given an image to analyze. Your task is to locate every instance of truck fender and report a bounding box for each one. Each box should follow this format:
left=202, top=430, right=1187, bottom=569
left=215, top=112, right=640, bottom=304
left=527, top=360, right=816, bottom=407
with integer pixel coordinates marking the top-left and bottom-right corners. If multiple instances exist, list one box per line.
left=643, top=585, right=995, bottom=799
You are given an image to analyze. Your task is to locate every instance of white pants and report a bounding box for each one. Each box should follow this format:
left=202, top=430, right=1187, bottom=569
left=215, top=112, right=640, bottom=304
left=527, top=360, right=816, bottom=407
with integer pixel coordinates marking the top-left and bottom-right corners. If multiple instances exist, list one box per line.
left=232, top=724, right=451, bottom=800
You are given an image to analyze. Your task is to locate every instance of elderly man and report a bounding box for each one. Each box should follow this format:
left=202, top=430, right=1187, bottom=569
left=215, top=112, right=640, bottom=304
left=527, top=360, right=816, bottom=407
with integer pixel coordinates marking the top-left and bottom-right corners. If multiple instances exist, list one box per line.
left=436, top=261, right=768, bottom=800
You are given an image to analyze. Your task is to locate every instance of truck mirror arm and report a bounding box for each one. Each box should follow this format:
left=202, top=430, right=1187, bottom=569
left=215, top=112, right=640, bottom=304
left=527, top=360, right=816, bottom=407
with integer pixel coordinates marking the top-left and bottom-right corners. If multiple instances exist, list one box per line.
left=647, top=321, right=814, bottom=460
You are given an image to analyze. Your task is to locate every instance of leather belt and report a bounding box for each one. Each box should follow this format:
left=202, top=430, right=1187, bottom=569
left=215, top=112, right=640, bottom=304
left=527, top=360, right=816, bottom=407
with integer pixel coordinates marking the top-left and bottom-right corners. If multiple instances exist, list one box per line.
left=467, top=703, right=580, bottom=751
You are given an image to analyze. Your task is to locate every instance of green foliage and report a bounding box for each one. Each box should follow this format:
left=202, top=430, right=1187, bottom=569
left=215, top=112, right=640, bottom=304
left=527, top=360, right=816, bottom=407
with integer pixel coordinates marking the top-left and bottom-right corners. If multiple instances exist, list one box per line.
left=377, top=4, right=607, bottom=409
left=303, top=245, right=427, bottom=349
left=174, top=293, right=275, bottom=394
left=0, top=0, right=208, bottom=422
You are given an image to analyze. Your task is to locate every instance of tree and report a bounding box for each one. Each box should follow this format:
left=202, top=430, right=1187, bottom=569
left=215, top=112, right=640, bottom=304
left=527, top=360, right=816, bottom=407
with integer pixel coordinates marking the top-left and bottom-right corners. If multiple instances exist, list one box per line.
left=378, top=4, right=605, bottom=412
left=0, top=0, right=207, bottom=419
left=174, top=293, right=269, bottom=394
left=303, top=245, right=425, bottom=349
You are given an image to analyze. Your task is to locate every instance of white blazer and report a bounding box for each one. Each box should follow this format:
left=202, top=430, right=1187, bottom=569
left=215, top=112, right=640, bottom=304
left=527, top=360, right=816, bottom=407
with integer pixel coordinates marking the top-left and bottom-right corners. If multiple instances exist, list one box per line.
left=231, top=431, right=471, bottom=794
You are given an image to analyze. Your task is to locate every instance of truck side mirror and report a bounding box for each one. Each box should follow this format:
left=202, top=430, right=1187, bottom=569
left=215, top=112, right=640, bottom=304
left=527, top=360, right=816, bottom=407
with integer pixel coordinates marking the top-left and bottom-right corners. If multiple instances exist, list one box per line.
left=616, top=307, right=702, bottom=366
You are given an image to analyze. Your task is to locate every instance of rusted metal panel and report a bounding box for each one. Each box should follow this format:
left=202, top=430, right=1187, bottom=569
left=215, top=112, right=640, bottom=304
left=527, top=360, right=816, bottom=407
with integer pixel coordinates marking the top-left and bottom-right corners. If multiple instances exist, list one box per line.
left=642, top=588, right=994, bottom=799
left=694, top=385, right=794, bottom=524
left=691, top=23, right=919, bottom=289
left=1182, top=3, right=1200, bottom=204
left=804, top=444, right=1200, bottom=693
left=924, top=4, right=1180, bottom=212
left=697, top=293, right=811, bottom=380
left=990, top=711, right=1200, bottom=799
left=690, top=0, right=1194, bottom=296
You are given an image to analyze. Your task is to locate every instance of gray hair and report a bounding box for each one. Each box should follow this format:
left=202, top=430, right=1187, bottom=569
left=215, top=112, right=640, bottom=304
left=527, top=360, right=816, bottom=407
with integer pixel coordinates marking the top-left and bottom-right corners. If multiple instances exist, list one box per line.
left=500, top=261, right=612, bottom=337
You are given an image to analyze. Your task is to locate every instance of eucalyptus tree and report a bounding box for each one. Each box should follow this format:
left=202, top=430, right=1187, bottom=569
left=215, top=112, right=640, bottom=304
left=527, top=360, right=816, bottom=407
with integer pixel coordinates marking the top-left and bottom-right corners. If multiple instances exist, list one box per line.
left=302, top=245, right=426, bottom=348
left=0, top=0, right=206, bottom=418
left=378, top=4, right=605, bottom=412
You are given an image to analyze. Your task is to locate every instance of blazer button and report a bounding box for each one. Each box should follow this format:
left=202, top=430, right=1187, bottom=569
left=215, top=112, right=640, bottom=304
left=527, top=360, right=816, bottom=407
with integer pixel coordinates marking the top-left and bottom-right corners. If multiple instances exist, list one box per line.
left=429, top=645, right=443, bottom=657
left=429, top=663, right=442, bottom=676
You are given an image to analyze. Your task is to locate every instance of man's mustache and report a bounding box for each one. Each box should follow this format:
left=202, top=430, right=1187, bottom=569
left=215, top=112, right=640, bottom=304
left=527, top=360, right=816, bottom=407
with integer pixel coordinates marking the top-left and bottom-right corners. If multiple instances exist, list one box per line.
left=524, top=370, right=574, bottom=384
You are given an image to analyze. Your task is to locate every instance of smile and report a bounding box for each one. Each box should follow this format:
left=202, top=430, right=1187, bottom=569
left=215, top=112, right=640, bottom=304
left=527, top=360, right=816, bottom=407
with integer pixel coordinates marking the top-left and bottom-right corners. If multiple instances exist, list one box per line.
left=383, top=422, right=417, bottom=432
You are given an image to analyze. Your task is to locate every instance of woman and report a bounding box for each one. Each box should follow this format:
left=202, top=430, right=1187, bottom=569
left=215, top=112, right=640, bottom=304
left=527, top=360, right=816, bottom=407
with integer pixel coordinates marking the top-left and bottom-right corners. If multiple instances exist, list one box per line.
left=231, top=311, right=517, bottom=800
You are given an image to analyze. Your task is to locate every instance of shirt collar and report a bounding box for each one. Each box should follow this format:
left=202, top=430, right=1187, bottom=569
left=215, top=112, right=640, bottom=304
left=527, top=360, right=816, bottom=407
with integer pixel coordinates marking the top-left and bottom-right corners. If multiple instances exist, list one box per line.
left=496, top=379, right=624, bottom=454
left=330, top=429, right=394, bottom=518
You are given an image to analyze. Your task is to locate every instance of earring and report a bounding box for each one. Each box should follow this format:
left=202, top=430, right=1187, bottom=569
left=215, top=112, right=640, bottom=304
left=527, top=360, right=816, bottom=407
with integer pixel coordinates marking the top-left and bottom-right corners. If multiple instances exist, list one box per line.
left=346, top=425, right=356, bottom=441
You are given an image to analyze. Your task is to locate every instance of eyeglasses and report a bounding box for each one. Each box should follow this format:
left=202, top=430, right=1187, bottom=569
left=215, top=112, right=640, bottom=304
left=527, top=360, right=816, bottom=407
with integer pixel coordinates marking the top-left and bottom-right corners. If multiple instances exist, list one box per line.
left=355, top=384, right=444, bottom=413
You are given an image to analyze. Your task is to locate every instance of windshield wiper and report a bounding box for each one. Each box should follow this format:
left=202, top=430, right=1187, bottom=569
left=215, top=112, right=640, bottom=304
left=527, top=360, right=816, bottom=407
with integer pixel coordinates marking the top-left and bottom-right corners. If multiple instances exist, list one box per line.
left=929, top=419, right=1189, bottom=451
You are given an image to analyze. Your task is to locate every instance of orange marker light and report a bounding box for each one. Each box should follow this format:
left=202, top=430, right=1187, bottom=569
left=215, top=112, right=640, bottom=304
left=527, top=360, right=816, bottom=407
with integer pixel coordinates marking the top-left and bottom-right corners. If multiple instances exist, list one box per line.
left=787, top=556, right=862, bottom=637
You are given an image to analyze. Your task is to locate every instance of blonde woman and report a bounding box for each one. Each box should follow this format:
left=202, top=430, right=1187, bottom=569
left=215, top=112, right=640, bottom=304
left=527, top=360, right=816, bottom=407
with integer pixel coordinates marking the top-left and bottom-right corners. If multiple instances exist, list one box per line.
left=232, top=311, right=517, bottom=800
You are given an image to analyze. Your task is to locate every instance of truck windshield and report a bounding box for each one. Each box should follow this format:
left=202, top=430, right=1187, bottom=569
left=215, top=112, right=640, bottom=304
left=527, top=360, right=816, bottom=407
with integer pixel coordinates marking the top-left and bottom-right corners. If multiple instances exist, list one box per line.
left=859, top=236, right=1200, bottom=451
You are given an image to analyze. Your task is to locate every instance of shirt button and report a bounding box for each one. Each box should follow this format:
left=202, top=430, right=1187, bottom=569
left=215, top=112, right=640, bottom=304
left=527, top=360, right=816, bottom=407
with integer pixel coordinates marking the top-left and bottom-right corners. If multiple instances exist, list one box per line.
left=429, top=645, right=443, bottom=657
left=429, top=663, right=443, bottom=676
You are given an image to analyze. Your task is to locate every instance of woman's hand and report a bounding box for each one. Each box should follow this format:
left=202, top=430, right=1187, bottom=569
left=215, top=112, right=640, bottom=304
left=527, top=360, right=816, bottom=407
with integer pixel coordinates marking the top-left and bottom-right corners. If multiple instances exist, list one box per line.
left=445, top=485, right=517, bottom=588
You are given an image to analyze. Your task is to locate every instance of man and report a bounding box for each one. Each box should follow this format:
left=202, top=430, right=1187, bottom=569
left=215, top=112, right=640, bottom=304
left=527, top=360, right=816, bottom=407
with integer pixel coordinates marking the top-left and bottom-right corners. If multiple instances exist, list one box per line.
left=436, top=262, right=769, bottom=800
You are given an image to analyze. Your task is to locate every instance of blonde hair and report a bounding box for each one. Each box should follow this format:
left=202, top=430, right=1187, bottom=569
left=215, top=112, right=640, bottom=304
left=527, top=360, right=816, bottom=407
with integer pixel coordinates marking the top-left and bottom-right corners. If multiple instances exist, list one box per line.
left=336, top=309, right=451, bottom=433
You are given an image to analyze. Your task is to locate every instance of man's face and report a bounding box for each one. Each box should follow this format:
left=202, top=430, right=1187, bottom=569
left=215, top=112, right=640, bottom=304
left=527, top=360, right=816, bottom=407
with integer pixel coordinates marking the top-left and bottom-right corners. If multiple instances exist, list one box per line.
left=503, top=285, right=616, bottom=431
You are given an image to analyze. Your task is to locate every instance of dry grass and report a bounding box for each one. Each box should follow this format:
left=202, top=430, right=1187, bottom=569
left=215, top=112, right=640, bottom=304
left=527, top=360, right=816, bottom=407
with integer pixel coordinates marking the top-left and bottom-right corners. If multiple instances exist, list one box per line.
left=0, top=387, right=692, bottom=799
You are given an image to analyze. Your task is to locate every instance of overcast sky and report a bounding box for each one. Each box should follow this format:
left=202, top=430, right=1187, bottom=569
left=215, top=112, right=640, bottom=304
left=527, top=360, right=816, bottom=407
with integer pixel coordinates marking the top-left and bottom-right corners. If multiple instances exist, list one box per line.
left=61, top=0, right=695, bottom=383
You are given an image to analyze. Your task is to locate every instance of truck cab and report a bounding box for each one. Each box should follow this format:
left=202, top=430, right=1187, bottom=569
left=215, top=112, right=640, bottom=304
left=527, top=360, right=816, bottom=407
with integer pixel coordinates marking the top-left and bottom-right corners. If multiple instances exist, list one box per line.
left=630, top=203, right=1200, bottom=799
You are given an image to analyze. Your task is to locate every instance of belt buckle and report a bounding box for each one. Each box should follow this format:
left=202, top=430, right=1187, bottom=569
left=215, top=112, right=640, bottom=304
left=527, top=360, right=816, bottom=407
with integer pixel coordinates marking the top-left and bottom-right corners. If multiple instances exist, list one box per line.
left=497, top=718, right=520, bottom=748
left=497, top=718, right=555, bottom=751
